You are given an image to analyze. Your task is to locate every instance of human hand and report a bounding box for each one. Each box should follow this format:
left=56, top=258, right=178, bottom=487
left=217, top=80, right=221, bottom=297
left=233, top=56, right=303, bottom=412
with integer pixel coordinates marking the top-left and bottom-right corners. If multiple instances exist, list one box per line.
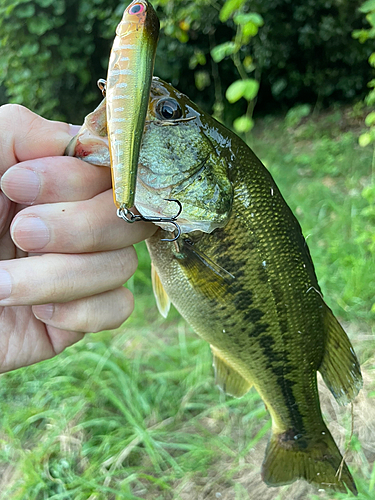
left=0, top=104, right=156, bottom=373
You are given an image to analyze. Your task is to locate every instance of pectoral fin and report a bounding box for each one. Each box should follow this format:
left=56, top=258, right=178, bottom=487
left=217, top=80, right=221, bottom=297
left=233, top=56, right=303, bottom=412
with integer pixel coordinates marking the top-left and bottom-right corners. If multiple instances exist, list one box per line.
left=151, top=263, right=171, bottom=318
left=319, top=303, right=362, bottom=405
left=211, top=346, right=252, bottom=398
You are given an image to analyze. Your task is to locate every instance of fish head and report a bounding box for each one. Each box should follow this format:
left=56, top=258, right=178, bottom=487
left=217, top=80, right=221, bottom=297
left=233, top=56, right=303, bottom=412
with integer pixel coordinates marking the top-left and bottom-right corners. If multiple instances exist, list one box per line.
left=65, top=77, right=235, bottom=234
left=137, top=77, right=234, bottom=233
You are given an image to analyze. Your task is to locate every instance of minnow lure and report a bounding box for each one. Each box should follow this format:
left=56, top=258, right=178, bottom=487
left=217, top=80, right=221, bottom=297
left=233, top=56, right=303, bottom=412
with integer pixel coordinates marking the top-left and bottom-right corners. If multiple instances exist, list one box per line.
left=106, top=0, right=159, bottom=210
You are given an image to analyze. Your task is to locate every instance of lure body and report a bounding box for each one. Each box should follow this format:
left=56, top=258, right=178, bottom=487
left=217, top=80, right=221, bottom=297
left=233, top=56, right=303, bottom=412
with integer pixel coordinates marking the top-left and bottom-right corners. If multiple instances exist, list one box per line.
left=106, top=0, right=159, bottom=209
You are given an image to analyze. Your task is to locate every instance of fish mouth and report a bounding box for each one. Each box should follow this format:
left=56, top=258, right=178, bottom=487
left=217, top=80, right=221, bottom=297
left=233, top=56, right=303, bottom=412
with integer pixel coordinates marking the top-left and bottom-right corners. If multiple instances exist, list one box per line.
left=135, top=179, right=227, bottom=235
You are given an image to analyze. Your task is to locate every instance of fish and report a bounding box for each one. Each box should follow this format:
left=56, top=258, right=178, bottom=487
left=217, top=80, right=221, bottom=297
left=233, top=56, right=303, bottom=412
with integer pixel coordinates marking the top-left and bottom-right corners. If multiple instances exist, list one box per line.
left=67, top=77, right=363, bottom=495
left=106, top=0, right=159, bottom=210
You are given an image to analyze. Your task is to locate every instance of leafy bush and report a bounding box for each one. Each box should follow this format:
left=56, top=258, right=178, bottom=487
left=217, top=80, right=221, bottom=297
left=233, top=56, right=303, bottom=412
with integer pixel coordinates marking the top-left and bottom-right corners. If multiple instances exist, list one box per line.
left=0, top=0, right=373, bottom=122
left=251, top=0, right=374, bottom=110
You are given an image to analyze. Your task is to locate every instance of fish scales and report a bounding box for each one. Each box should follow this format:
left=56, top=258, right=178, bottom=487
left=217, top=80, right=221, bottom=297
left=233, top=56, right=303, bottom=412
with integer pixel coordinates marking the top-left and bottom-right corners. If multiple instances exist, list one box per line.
left=67, top=77, right=362, bottom=495
left=147, top=148, right=326, bottom=436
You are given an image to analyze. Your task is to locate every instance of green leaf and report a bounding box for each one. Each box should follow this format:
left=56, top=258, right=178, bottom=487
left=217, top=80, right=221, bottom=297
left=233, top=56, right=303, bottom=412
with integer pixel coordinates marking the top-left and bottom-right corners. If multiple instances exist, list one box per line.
left=359, top=132, right=372, bottom=147
left=233, top=13, right=263, bottom=27
left=243, top=55, right=255, bottom=72
left=15, top=4, right=35, bottom=18
left=369, top=53, right=375, bottom=67
left=36, top=0, right=54, bottom=6
left=189, top=50, right=206, bottom=70
left=226, top=79, right=259, bottom=103
left=19, top=42, right=39, bottom=57
left=211, top=42, right=237, bottom=63
left=194, top=70, right=210, bottom=91
left=233, top=115, right=254, bottom=133
left=366, top=12, right=375, bottom=27
left=366, top=89, right=375, bottom=106
left=219, top=0, right=247, bottom=22
left=359, top=0, right=375, bottom=14
left=242, top=21, right=259, bottom=40
left=285, top=104, right=311, bottom=127
left=352, top=29, right=370, bottom=43
left=27, top=16, right=53, bottom=36
left=365, top=111, right=375, bottom=126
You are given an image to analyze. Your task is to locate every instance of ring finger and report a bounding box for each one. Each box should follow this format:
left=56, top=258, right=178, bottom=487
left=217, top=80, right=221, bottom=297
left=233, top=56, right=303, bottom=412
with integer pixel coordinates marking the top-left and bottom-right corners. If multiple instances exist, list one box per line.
left=32, top=286, right=134, bottom=333
left=0, top=246, right=137, bottom=306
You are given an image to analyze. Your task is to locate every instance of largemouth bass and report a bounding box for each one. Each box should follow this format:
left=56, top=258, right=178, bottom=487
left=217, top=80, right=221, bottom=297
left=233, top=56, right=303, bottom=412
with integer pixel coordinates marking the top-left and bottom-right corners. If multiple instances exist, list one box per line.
left=106, top=0, right=159, bottom=210
left=67, top=78, right=362, bottom=495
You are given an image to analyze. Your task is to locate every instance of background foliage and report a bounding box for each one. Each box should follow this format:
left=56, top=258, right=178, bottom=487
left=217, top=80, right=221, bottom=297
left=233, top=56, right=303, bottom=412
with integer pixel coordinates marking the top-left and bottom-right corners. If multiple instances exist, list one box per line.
left=0, top=0, right=374, bottom=124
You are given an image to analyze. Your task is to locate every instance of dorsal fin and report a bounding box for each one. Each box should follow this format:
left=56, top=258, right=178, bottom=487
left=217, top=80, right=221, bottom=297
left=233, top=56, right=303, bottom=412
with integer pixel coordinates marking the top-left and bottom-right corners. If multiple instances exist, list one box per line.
left=319, top=302, right=362, bottom=405
left=151, top=263, right=171, bottom=318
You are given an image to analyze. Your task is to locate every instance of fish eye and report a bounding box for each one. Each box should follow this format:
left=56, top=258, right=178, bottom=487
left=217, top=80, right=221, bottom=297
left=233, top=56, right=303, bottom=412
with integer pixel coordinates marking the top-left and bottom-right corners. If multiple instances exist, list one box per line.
left=156, top=98, right=183, bottom=120
left=128, top=3, right=145, bottom=15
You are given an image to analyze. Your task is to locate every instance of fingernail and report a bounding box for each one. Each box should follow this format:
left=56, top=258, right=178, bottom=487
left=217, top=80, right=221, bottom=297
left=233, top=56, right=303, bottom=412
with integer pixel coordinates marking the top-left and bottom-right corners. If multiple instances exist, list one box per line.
left=1, top=167, right=41, bottom=204
left=33, top=303, right=54, bottom=320
left=0, top=270, right=12, bottom=300
left=68, top=124, right=82, bottom=136
left=11, top=216, right=50, bottom=251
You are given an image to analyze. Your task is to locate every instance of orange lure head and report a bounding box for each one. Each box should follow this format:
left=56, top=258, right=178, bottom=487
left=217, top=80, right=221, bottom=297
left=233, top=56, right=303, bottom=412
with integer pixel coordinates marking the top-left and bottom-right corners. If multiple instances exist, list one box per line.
left=116, top=1, right=160, bottom=38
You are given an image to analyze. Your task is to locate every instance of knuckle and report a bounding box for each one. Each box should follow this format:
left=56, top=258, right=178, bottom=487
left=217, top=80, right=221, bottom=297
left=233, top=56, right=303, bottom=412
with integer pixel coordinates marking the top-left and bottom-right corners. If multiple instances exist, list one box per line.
left=112, top=246, right=138, bottom=279
left=50, top=287, right=135, bottom=334
left=102, top=288, right=134, bottom=331
left=0, top=103, right=26, bottom=121
left=0, top=104, right=39, bottom=136
left=82, top=209, right=102, bottom=251
left=123, top=287, right=135, bottom=317
left=50, top=255, right=79, bottom=301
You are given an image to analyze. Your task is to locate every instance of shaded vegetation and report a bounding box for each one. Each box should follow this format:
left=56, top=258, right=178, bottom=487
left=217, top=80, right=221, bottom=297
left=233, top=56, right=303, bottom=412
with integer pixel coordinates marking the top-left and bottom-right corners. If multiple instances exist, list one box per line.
left=0, top=0, right=373, bottom=123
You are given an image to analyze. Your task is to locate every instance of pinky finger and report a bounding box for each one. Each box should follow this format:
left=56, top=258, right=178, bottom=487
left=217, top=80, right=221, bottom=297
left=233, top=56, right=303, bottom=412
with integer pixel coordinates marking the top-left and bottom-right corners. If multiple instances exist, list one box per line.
left=32, top=287, right=134, bottom=340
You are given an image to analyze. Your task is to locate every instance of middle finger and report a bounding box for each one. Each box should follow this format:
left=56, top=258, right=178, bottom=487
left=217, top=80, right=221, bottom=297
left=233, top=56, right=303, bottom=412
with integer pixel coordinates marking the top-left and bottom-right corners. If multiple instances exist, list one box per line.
left=10, top=190, right=157, bottom=253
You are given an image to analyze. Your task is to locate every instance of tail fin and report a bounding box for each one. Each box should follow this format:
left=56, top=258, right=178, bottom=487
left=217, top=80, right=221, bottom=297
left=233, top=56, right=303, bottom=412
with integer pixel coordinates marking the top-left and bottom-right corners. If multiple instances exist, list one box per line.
left=261, top=425, right=357, bottom=495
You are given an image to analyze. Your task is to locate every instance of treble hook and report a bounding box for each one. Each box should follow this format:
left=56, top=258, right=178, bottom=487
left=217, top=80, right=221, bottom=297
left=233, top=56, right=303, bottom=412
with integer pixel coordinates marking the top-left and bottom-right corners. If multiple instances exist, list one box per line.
left=117, top=199, right=183, bottom=243
left=97, top=79, right=107, bottom=97
left=97, top=78, right=181, bottom=242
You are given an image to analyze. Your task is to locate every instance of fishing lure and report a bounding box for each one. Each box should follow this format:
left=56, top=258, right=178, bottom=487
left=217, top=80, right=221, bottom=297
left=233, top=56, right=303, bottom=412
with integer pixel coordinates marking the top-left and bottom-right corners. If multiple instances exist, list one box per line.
left=106, top=0, right=159, bottom=211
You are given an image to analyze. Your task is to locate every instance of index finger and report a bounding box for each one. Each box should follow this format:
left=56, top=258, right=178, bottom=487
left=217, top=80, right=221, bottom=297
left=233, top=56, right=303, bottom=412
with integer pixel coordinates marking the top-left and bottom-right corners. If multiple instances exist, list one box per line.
left=0, top=104, right=80, bottom=175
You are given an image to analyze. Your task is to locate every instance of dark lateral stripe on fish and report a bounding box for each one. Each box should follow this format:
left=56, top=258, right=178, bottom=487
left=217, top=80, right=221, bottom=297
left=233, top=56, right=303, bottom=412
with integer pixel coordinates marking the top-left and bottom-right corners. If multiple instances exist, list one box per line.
left=232, top=289, right=254, bottom=311
left=243, top=308, right=265, bottom=324
left=248, top=322, right=270, bottom=338
left=279, top=381, right=305, bottom=432
left=267, top=280, right=289, bottom=336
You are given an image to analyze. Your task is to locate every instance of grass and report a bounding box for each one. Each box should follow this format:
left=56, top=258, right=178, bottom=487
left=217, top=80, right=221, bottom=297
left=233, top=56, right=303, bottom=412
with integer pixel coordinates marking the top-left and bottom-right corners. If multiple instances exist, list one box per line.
left=0, top=104, right=375, bottom=499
